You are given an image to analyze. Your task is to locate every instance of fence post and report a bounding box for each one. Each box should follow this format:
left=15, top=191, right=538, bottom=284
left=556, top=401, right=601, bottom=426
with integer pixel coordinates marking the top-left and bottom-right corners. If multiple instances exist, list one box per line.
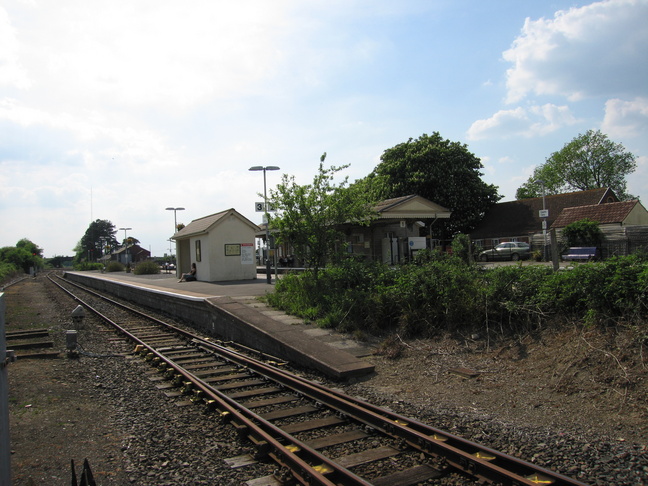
left=0, top=293, right=11, bottom=486
left=550, top=228, right=560, bottom=272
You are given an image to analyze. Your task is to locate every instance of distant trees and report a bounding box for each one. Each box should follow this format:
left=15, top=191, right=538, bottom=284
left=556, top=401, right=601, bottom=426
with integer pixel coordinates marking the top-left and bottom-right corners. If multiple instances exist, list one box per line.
left=516, top=130, right=637, bottom=200
left=0, top=238, right=43, bottom=275
left=362, top=132, right=501, bottom=237
left=77, top=219, right=120, bottom=262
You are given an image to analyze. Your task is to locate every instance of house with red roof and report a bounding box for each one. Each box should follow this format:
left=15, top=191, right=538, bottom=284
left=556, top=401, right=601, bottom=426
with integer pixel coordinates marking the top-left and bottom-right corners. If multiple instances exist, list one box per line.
left=551, top=199, right=648, bottom=256
left=470, top=188, right=619, bottom=249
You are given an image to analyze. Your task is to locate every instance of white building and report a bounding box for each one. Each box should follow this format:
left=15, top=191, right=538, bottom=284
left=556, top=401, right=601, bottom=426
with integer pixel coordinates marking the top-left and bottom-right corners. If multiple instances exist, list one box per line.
left=172, top=208, right=259, bottom=282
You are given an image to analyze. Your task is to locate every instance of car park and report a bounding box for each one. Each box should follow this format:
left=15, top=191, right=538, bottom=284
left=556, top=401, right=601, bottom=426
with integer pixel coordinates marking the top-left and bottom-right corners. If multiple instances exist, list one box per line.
left=479, top=242, right=531, bottom=262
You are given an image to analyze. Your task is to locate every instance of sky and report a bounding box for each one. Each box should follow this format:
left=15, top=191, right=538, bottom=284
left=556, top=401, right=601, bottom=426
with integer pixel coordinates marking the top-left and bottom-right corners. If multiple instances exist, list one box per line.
left=1, top=0, right=647, bottom=258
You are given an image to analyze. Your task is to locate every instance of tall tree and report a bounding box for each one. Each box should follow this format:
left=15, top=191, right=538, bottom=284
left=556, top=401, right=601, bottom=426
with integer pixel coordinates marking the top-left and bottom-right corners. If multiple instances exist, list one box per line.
left=516, top=130, right=637, bottom=200
left=78, top=219, right=119, bottom=261
left=269, top=156, right=377, bottom=283
left=363, top=132, right=501, bottom=237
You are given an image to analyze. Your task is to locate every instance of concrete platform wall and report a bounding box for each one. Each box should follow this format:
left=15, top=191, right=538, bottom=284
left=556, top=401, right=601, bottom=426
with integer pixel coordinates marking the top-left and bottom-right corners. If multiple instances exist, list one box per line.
left=63, top=272, right=374, bottom=380
left=65, top=273, right=214, bottom=335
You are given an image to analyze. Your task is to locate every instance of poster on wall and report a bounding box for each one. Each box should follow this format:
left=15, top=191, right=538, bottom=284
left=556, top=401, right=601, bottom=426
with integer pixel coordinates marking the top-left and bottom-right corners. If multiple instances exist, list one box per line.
left=241, top=243, right=254, bottom=264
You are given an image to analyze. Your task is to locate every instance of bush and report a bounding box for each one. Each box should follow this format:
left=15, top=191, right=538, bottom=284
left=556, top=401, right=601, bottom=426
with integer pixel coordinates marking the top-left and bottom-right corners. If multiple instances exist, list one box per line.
left=105, top=261, right=125, bottom=272
left=73, top=262, right=103, bottom=271
left=0, top=262, right=21, bottom=283
left=451, top=233, right=472, bottom=263
left=562, top=218, right=603, bottom=247
left=266, top=255, right=648, bottom=340
left=133, top=260, right=161, bottom=275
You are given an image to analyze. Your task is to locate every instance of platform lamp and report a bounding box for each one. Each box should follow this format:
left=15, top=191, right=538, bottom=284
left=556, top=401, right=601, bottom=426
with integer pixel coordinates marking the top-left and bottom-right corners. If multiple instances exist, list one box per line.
left=119, top=227, right=132, bottom=265
left=165, top=207, right=185, bottom=234
left=166, top=207, right=184, bottom=266
left=249, top=166, right=280, bottom=284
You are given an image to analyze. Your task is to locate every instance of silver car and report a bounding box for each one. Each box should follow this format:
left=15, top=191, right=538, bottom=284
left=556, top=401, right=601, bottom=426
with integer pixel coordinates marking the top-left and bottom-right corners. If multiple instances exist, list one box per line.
left=479, top=242, right=530, bottom=262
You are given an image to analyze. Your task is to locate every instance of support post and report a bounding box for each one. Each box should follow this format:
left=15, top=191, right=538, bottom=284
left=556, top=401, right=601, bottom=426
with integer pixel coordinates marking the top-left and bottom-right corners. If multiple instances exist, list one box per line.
left=0, top=293, right=12, bottom=485
left=550, top=228, right=560, bottom=272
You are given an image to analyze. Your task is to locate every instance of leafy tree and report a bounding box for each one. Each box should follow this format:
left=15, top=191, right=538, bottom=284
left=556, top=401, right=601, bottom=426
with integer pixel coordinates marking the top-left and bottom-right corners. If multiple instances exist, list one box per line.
left=516, top=130, right=637, bottom=200
left=78, top=219, right=120, bottom=261
left=16, top=238, right=43, bottom=258
left=0, top=239, right=43, bottom=273
left=122, top=236, right=141, bottom=247
left=561, top=219, right=603, bottom=247
left=362, top=132, right=501, bottom=237
left=269, top=156, right=377, bottom=283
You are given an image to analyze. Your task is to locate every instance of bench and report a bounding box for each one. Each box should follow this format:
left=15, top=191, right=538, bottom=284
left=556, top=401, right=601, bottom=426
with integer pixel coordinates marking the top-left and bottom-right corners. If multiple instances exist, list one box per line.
left=562, top=247, right=599, bottom=261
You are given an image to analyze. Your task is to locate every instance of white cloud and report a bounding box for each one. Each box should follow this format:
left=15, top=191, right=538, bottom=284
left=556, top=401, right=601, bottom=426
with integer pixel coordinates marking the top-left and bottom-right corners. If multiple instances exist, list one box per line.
left=503, top=0, right=648, bottom=103
left=0, top=7, right=31, bottom=89
left=601, top=97, right=648, bottom=137
left=466, top=103, right=576, bottom=140
left=10, top=2, right=295, bottom=110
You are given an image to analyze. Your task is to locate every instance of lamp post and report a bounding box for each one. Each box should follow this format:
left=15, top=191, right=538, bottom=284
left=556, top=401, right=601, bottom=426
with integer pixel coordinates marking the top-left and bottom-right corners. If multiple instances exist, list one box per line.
left=166, top=207, right=184, bottom=267
left=165, top=207, right=185, bottom=234
left=119, top=227, right=132, bottom=265
left=249, top=165, right=280, bottom=284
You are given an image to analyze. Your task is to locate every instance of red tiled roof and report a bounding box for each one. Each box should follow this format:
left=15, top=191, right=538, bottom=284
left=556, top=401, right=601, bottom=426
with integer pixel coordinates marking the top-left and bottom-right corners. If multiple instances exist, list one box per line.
left=471, top=188, right=617, bottom=239
left=551, top=200, right=638, bottom=228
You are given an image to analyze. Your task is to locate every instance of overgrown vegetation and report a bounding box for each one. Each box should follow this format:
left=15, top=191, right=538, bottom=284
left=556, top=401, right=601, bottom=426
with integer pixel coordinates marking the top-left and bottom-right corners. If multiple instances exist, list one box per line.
left=266, top=254, right=648, bottom=342
left=0, top=262, right=22, bottom=283
left=133, top=260, right=161, bottom=275
left=0, top=238, right=44, bottom=283
left=561, top=218, right=603, bottom=247
left=105, top=261, right=125, bottom=272
left=269, top=156, right=377, bottom=284
left=73, top=262, right=103, bottom=271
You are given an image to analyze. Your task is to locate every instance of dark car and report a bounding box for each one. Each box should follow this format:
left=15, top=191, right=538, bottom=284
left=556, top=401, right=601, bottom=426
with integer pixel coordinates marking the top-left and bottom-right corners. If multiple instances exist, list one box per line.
left=479, top=242, right=531, bottom=262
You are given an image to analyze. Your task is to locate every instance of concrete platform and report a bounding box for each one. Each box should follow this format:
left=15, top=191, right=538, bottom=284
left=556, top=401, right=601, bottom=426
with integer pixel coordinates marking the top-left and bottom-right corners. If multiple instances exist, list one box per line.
left=64, top=271, right=376, bottom=381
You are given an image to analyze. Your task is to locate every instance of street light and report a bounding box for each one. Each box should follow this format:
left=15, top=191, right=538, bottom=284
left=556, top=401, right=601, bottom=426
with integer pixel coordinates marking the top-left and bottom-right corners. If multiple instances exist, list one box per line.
left=119, top=227, right=132, bottom=265
left=166, top=208, right=184, bottom=268
left=249, top=166, right=280, bottom=284
left=165, top=207, right=185, bottom=234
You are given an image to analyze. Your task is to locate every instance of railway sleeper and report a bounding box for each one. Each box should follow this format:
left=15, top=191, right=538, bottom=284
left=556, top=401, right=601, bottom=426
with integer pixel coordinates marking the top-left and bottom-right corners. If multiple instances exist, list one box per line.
left=251, top=437, right=271, bottom=460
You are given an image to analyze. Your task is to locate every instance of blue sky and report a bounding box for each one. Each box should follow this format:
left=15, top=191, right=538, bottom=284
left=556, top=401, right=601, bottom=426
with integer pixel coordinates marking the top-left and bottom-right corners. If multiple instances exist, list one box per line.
left=1, top=0, right=647, bottom=258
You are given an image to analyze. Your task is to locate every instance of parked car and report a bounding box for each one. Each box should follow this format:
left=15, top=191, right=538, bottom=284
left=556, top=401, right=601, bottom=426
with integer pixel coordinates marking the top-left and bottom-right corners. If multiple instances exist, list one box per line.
left=479, top=242, right=531, bottom=262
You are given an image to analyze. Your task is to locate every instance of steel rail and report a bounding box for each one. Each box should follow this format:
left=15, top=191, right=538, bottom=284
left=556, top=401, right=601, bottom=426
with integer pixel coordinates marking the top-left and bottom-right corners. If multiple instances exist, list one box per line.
left=190, top=340, right=590, bottom=486
left=51, top=274, right=590, bottom=486
left=50, top=274, right=374, bottom=485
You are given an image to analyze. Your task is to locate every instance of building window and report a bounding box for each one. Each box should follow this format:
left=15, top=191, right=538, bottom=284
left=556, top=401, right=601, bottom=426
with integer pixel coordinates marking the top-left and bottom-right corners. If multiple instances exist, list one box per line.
left=195, top=240, right=201, bottom=262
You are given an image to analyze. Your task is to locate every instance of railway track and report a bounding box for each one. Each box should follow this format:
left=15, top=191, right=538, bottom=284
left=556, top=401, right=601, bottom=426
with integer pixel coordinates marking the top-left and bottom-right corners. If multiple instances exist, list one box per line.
left=49, top=273, right=590, bottom=486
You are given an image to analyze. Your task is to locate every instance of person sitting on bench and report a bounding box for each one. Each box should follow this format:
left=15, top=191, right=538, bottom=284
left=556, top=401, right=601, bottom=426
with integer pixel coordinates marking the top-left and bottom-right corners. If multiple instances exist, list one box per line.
left=179, top=263, right=197, bottom=282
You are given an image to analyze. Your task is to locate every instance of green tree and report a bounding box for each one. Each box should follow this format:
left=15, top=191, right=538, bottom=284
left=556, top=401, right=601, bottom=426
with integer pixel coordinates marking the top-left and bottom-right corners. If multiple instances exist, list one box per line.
left=363, top=132, right=501, bottom=237
left=516, top=130, right=637, bottom=200
left=122, top=236, right=141, bottom=247
left=561, top=219, right=603, bottom=247
left=78, top=219, right=120, bottom=261
left=269, top=156, right=377, bottom=283
left=0, top=239, right=43, bottom=273
left=16, top=238, right=43, bottom=258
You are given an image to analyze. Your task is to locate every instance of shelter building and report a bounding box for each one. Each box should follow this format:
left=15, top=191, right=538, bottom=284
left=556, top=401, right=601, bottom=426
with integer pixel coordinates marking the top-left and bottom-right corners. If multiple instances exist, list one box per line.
left=172, top=209, right=259, bottom=282
left=259, top=195, right=452, bottom=266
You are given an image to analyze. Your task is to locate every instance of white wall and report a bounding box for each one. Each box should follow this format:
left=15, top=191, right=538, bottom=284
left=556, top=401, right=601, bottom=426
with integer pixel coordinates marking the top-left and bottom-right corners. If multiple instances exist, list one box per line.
left=206, top=213, right=257, bottom=281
